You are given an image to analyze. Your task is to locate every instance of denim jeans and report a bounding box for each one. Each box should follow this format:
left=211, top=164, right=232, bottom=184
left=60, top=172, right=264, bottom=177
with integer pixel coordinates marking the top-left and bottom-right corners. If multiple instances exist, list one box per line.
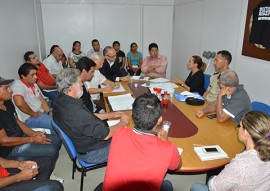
left=0, top=157, right=63, bottom=191
left=42, top=90, right=57, bottom=107
left=77, top=143, right=110, bottom=164
left=190, top=183, right=209, bottom=191
left=6, top=134, right=61, bottom=165
left=160, top=180, right=173, bottom=191
left=25, top=112, right=56, bottom=135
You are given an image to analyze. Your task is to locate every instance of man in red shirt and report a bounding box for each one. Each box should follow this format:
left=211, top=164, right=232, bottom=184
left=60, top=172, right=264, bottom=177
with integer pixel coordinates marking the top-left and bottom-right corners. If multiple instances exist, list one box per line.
left=103, top=93, right=181, bottom=191
left=24, top=51, right=57, bottom=104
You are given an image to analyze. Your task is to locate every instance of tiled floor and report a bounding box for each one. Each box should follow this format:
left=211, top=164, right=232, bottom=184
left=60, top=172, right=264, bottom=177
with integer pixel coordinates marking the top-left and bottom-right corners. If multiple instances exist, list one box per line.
left=54, top=147, right=206, bottom=191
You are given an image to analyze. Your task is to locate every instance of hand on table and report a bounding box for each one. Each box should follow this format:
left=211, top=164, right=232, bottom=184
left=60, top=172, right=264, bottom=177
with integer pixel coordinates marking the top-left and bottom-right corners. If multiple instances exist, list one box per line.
left=196, top=110, right=205, bottom=118
left=158, top=128, right=168, bottom=141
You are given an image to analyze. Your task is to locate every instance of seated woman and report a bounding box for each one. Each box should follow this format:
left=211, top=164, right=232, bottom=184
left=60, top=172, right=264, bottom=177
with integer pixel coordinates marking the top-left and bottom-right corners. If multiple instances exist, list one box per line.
left=127, top=42, right=143, bottom=76
left=68, top=41, right=86, bottom=68
left=172, top=55, right=205, bottom=95
left=191, top=111, right=270, bottom=191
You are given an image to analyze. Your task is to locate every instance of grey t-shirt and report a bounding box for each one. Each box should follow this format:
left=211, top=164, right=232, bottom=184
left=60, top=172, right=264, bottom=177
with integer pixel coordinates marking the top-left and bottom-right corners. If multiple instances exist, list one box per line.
left=222, top=85, right=251, bottom=124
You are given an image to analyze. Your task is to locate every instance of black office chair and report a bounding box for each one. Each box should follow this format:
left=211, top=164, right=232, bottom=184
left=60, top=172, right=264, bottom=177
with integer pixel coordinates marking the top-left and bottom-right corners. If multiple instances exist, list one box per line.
left=51, top=120, right=107, bottom=191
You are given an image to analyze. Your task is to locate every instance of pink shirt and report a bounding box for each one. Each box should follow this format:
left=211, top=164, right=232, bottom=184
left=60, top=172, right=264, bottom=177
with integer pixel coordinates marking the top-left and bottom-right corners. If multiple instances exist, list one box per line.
left=141, top=55, right=168, bottom=78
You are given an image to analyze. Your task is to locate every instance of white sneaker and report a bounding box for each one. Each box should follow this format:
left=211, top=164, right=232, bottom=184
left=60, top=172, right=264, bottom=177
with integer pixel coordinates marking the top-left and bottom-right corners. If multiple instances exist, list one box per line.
left=50, top=173, right=64, bottom=184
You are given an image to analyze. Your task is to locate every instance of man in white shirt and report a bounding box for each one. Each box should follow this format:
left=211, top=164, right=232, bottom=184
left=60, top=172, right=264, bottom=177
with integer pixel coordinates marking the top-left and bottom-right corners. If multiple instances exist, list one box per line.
left=85, top=52, right=120, bottom=101
left=87, top=39, right=103, bottom=59
left=43, top=47, right=63, bottom=77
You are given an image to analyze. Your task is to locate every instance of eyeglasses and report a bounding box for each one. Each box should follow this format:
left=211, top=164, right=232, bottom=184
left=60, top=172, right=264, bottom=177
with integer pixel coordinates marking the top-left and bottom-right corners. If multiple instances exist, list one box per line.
left=106, top=54, right=116, bottom=58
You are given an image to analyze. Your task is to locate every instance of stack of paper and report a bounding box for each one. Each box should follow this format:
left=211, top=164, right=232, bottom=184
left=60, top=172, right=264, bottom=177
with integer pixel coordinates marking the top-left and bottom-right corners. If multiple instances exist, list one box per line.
left=194, top=145, right=229, bottom=161
left=107, top=119, right=120, bottom=127
left=107, top=93, right=135, bottom=111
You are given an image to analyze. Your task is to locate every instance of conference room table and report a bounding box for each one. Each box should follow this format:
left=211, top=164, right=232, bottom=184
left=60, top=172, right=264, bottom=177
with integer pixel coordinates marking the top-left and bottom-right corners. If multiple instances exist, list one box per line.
left=103, top=80, right=244, bottom=174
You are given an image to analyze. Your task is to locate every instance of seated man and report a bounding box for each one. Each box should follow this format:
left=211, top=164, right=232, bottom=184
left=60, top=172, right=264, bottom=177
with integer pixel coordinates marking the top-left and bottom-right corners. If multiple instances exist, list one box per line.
left=87, top=39, right=103, bottom=59
left=24, top=51, right=57, bottom=104
left=11, top=63, right=56, bottom=134
left=43, top=46, right=63, bottom=77
left=203, top=50, right=231, bottom=102
left=0, top=157, right=63, bottom=191
left=0, top=77, right=62, bottom=182
left=53, top=68, right=129, bottom=164
left=85, top=52, right=120, bottom=101
left=103, top=93, right=181, bottom=191
left=77, top=57, right=121, bottom=116
left=196, top=71, right=251, bottom=125
left=141, top=43, right=168, bottom=78
left=100, top=46, right=130, bottom=82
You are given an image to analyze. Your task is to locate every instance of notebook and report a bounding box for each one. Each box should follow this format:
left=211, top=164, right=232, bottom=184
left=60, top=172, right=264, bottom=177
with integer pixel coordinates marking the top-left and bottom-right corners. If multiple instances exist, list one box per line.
left=194, top=145, right=229, bottom=161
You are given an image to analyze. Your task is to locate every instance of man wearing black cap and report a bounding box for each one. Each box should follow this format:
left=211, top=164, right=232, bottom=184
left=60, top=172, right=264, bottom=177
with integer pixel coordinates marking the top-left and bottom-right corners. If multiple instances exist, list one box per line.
left=0, top=77, right=62, bottom=182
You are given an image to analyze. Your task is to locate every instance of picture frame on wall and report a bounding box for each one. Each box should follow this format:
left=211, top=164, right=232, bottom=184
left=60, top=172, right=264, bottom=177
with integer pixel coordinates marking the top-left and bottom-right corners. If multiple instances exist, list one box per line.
left=242, top=0, right=270, bottom=61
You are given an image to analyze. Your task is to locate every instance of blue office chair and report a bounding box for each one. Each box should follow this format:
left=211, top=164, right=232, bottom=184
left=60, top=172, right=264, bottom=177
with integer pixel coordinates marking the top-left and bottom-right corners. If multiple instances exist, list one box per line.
left=51, top=120, right=107, bottom=191
left=204, top=74, right=211, bottom=90
left=251, top=101, right=270, bottom=116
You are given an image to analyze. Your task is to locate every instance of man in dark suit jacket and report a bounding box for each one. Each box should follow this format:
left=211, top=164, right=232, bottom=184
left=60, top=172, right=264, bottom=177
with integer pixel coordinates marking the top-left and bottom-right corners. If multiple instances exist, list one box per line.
left=100, top=46, right=130, bottom=82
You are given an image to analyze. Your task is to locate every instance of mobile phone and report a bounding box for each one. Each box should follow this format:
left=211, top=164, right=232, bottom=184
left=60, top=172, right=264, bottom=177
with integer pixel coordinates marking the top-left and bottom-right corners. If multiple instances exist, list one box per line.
left=207, top=114, right=217, bottom=119
left=203, top=147, right=220, bottom=153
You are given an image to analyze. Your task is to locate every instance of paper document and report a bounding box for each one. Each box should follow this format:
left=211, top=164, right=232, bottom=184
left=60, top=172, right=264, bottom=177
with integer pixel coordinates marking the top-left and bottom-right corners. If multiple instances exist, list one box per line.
left=101, top=83, right=125, bottom=93
left=107, top=93, right=135, bottom=111
left=131, top=76, right=150, bottom=81
left=107, top=119, right=120, bottom=127
left=194, top=145, right=229, bottom=161
left=178, top=147, right=183, bottom=155
left=149, top=78, right=170, bottom=83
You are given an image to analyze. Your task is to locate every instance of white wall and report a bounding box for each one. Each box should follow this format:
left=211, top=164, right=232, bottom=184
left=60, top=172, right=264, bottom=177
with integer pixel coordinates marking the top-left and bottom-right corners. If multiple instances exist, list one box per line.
left=0, top=0, right=44, bottom=79
left=172, top=0, right=270, bottom=105
left=41, top=0, right=174, bottom=77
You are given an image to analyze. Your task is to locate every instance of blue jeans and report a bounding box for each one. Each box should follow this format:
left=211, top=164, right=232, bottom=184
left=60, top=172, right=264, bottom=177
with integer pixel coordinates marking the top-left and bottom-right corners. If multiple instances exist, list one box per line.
left=190, top=183, right=209, bottom=191
left=42, top=90, right=57, bottom=107
left=78, top=143, right=110, bottom=164
left=0, top=157, right=63, bottom=191
left=25, top=112, right=56, bottom=135
left=6, top=134, right=61, bottom=164
left=160, top=180, right=173, bottom=191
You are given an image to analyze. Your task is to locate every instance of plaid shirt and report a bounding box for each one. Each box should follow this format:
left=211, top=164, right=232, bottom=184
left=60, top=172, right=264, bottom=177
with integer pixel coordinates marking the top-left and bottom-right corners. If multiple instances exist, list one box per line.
left=36, top=62, right=55, bottom=87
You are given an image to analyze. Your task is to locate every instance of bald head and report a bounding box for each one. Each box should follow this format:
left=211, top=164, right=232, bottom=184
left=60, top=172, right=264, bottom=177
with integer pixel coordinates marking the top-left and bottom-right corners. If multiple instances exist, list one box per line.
left=52, top=47, right=63, bottom=62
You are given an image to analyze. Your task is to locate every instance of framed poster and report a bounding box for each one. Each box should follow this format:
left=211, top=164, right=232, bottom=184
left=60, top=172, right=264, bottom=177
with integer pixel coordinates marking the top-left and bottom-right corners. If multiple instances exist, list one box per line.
left=242, top=0, right=270, bottom=61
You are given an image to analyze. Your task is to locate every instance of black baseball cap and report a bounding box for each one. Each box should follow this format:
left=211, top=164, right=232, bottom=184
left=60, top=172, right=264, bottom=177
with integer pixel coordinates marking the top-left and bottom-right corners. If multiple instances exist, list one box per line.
left=0, top=77, right=14, bottom=86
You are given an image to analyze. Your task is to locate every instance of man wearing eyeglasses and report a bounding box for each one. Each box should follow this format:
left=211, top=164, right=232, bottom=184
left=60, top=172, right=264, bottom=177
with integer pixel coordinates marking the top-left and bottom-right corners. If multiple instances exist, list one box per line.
left=196, top=70, right=251, bottom=125
left=100, top=46, right=130, bottom=82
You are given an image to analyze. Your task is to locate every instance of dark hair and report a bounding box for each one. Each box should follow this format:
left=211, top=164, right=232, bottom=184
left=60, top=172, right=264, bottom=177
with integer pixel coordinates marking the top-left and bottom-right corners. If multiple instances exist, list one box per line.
left=113, top=41, right=120, bottom=46
left=72, top=41, right=81, bottom=51
left=24, top=51, right=34, bottom=62
left=148, top=43, right=158, bottom=51
left=92, top=39, right=99, bottom=44
left=217, top=50, right=232, bottom=64
left=192, top=55, right=205, bottom=70
left=18, top=63, right=37, bottom=78
left=48, top=45, right=59, bottom=57
left=76, top=57, right=96, bottom=73
left=132, top=93, right=162, bottom=131
left=130, top=42, right=137, bottom=51
left=242, top=111, right=270, bottom=162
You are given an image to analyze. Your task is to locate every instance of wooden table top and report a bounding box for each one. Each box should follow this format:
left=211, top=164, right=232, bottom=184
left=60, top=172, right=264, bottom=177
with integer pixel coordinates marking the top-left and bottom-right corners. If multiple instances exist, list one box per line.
left=103, top=81, right=244, bottom=173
